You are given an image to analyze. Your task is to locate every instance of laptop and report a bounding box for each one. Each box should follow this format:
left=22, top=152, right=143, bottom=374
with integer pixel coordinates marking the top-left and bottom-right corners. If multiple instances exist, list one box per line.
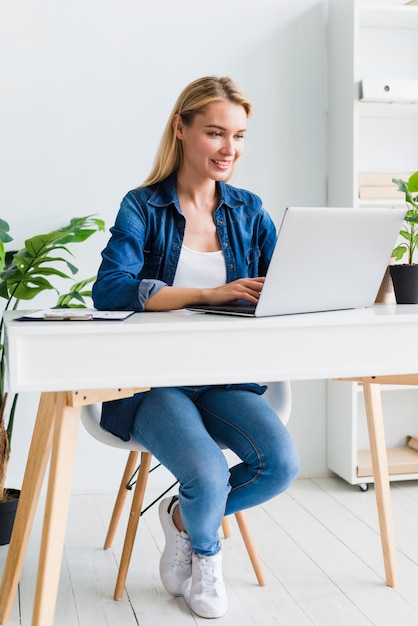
left=187, top=205, right=406, bottom=317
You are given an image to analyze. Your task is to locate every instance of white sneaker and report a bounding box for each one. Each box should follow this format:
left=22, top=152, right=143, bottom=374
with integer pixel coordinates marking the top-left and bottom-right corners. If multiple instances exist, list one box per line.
left=159, top=496, right=192, bottom=596
left=189, top=551, right=228, bottom=619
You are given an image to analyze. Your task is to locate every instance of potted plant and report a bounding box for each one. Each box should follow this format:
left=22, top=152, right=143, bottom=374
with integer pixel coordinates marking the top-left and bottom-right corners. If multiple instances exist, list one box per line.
left=0, top=215, right=105, bottom=544
left=390, top=171, right=418, bottom=303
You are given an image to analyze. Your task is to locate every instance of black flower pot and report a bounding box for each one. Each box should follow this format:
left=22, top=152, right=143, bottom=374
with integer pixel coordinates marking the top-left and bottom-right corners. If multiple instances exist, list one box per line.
left=0, top=488, right=20, bottom=545
left=389, top=264, right=418, bottom=304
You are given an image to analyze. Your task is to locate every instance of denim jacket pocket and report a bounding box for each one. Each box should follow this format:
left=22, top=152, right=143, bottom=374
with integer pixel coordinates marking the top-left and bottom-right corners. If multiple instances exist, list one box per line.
left=141, top=248, right=164, bottom=279
left=245, top=247, right=261, bottom=275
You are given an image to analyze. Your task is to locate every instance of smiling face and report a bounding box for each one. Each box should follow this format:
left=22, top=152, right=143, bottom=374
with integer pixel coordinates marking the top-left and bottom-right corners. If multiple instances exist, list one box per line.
left=174, top=100, right=248, bottom=183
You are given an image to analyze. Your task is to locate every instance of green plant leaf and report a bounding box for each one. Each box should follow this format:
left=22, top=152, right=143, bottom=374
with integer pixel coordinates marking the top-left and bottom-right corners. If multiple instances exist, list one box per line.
left=392, top=244, right=407, bottom=261
left=0, top=280, right=9, bottom=299
left=0, top=220, right=12, bottom=273
left=408, top=172, right=418, bottom=193
left=0, top=219, right=10, bottom=231
left=0, top=215, right=104, bottom=305
left=0, top=221, right=13, bottom=245
left=55, top=216, right=105, bottom=245
left=55, top=276, right=96, bottom=307
left=6, top=275, right=57, bottom=301
left=22, top=234, right=73, bottom=260
left=11, top=252, right=78, bottom=276
left=392, top=177, right=409, bottom=193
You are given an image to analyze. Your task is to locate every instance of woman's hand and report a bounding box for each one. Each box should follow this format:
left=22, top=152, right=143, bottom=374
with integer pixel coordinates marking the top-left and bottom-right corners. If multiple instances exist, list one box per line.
left=204, top=277, right=265, bottom=305
left=144, top=277, right=265, bottom=311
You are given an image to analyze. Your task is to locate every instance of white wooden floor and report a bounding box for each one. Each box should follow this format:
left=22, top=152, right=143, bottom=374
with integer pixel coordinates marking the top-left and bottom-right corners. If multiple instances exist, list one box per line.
left=2, top=476, right=418, bottom=626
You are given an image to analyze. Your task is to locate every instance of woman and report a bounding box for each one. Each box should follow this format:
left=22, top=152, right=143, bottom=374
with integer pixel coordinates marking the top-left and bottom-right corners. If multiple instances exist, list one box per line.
left=93, top=76, right=299, bottom=619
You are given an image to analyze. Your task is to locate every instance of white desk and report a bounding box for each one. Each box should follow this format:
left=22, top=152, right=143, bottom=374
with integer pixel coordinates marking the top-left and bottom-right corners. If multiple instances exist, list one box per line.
left=2, top=304, right=418, bottom=625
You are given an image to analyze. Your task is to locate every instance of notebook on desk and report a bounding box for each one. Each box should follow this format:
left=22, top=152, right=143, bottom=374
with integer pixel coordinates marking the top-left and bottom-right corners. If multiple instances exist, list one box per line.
left=187, top=205, right=406, bottom=317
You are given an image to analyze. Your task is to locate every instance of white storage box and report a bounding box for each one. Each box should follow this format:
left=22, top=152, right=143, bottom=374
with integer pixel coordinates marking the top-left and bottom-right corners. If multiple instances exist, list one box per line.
left=359, top=79, right=418, bottom=103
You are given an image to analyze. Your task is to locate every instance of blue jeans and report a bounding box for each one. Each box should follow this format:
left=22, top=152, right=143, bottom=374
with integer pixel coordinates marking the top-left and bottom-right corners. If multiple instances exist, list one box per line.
left=130, top=385, right=299, bottom=556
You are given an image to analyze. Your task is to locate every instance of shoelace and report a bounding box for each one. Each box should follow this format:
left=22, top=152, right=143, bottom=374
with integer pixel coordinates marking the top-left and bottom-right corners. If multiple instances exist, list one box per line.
left=173, top=532, right=192, bottom=567
left=196, top=556, right=220, bottom=591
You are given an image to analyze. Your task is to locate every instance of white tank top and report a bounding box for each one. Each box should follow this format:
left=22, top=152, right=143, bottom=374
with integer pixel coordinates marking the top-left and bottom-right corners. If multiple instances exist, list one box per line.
left=173, top=245, right=227, bottom=288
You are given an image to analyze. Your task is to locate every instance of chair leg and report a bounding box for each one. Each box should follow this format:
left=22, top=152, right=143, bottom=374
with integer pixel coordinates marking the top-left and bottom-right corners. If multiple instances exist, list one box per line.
left=221, top=516, right=231, bottom=538
left=234, top=511, right=266, bottom=586
left=104, top=450, right=140, bottom=549
left=114, top=451, right=153, bottom=600
left=107, top=452, right=265, bottom=597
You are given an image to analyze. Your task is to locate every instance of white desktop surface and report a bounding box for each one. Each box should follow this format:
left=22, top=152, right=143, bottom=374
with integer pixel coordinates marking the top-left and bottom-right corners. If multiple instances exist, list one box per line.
left=2, top=303, right=418, bottom=626
left=5, top=304, right=418, bottom=392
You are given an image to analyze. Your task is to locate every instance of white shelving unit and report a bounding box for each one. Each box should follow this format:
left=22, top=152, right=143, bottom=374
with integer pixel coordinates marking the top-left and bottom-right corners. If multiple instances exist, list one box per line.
left=326, top=0, right=418, bottom=487
left=327, top=0, right=418, bottom=208
left=327, top=381, right=418, bottom=488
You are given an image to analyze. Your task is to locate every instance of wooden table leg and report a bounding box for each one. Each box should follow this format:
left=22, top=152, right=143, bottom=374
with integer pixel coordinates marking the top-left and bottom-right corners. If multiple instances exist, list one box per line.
left=362, top=381, right=398, bottom=587
left=31, top=392, right=81, bottom=626
left=0, top=392, right=56, bottom=625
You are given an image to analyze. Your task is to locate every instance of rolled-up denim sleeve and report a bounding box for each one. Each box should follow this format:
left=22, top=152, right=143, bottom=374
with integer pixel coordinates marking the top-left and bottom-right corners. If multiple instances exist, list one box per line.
left=137, top=279, right=167, bottom=311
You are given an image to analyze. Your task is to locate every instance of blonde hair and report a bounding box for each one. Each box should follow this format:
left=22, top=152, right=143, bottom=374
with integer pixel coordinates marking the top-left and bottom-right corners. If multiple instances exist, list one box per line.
left=141, top=76, right=252, bottom=186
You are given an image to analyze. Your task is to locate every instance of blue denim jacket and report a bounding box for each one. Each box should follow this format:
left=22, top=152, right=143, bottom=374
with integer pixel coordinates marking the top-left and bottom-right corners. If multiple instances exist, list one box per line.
left=92, top=172, right=277, bottom=311
left=93, top=173, right=277, bottom=440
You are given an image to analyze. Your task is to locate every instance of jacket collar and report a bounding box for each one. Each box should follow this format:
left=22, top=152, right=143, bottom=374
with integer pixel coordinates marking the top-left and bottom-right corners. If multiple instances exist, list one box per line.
left=147, top=172, right=245, bottom=212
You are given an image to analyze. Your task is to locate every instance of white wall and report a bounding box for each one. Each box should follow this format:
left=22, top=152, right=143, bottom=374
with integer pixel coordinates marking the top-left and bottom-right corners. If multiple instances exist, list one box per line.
left=1, top=0, right=330, bottom=493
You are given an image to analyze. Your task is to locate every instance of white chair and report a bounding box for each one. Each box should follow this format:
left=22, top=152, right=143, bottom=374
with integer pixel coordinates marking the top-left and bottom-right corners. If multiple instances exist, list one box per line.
left=81, top=381, right=291, bottom=599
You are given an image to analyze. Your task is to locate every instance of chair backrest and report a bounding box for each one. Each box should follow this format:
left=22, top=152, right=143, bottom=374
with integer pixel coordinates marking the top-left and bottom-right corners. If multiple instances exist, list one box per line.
left=81, top=404, right=147, bottom=451
left=81, top=381, right=292, bottom=450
